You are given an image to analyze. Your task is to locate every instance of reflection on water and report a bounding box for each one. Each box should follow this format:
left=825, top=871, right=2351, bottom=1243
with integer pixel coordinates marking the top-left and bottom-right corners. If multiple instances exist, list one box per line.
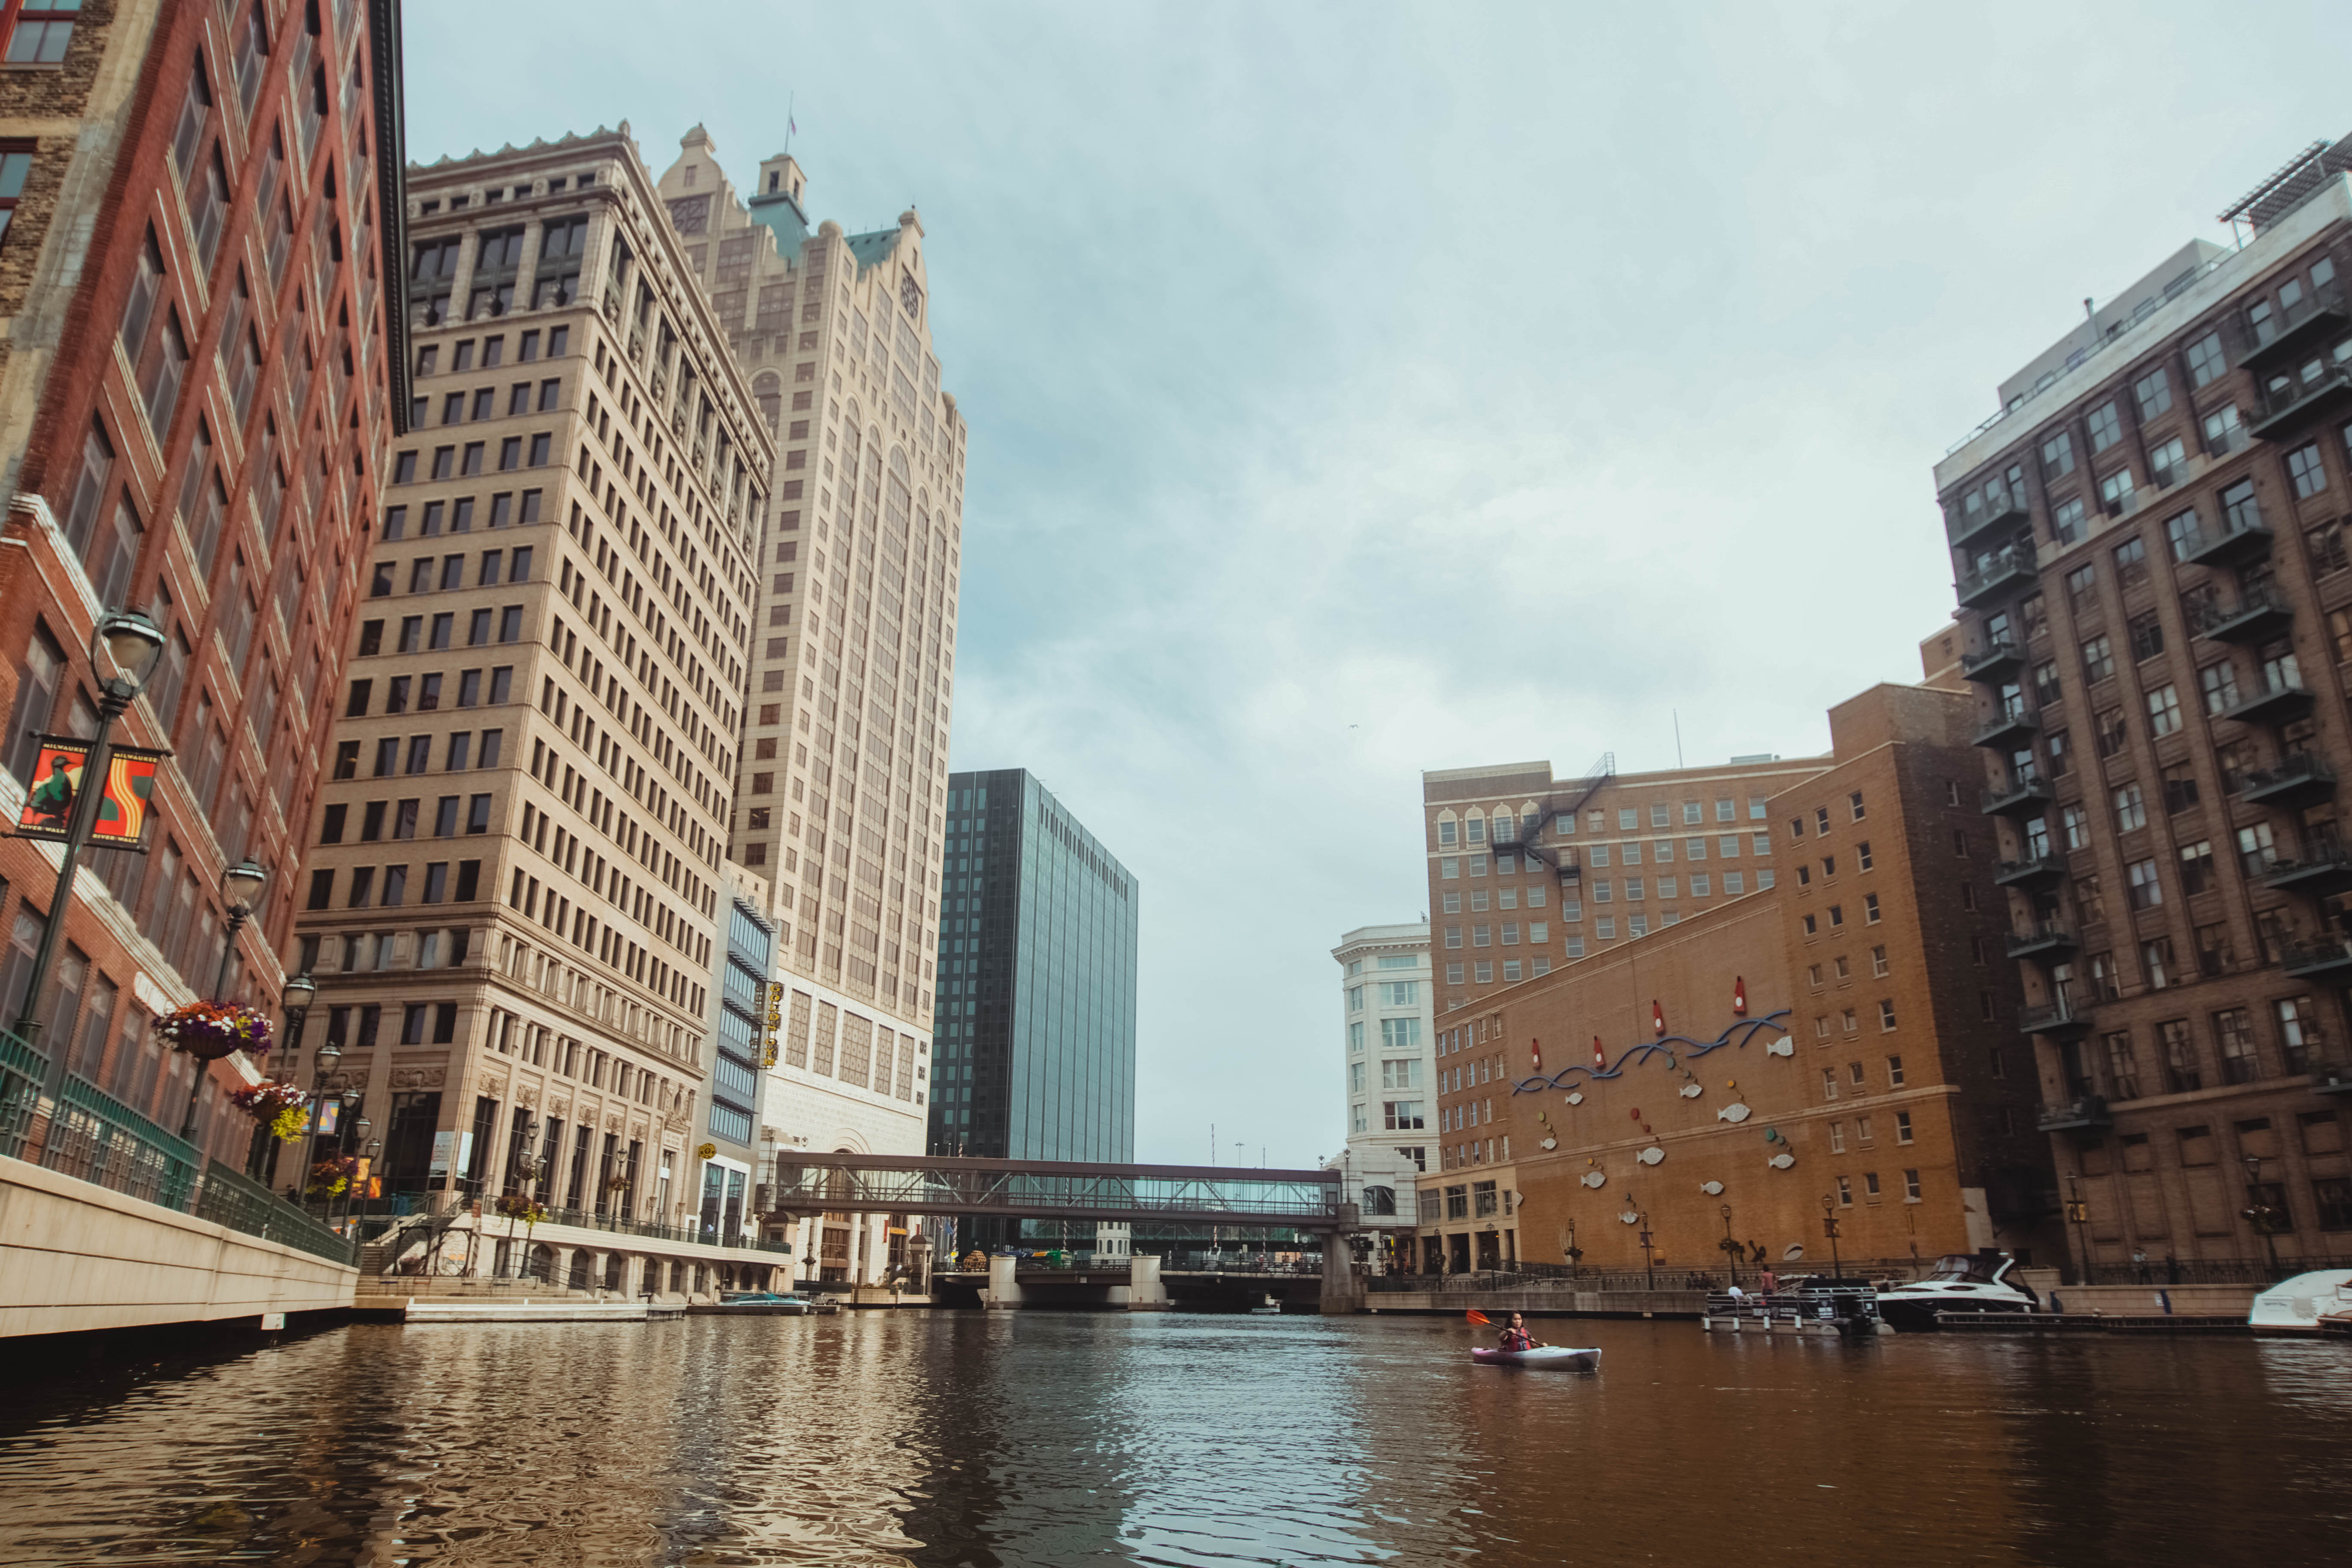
left=0, top=1312, right=2346, bottom=1566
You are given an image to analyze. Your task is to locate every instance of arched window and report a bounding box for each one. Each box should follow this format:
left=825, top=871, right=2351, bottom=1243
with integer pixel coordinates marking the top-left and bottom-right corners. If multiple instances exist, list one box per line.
left=752, top=371, right=781, bottom=429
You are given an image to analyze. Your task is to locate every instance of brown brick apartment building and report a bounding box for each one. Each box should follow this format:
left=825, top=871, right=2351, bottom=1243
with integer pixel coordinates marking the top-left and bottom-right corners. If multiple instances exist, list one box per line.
left=0, top=2, right=406, bottom=1156
left=1938, top=141, right=2352, bottom=1278
left=1415, top=684, right=2060, bottom=1277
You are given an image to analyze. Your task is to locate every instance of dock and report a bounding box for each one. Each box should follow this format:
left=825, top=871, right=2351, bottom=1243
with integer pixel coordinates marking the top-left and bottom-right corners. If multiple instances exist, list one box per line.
left=401, top=1298, right=686, bottom=1323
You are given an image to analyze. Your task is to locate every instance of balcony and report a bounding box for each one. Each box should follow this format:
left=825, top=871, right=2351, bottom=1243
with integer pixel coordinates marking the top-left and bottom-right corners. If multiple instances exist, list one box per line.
left=2173, top=513, right=2272, bottom=568
left=1948, top=488, right=2032, bottom=551
left=2036, top=1095, right=2112, bottom=1133
left=2251, top=364, right=2352, bottom=439
left=2006, top=920, right=2079, bottom=959
left=2018, top=1000, right=2094, bottom=1038
left=1994, top=852, right=2068, bottom=888
left=2260, top=847, right=2352, bottom=896
left=1982, top=774, right=2056, bottom=818
left=1557, top=855, right=1581, bottom=886
left=2242, top=753, right=2337, bottom=807
left=2219, top=675, right=2315, bottom=727
left=2190, top=582, right=2294, bottom=644
left=1955, top=545, right=2038, bottom=610
left=2279, top=934, right=2352, bottom=978
left=1972, top=706, right=2039, bottom=750
left=1960, top=637, right=2027, bottom=684
left=2243, top=281, right=2350, bottom=373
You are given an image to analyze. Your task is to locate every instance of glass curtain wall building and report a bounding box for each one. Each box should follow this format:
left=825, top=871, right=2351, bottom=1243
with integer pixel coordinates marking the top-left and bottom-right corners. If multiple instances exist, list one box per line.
left=931, top=769, right=1137, bottom=1246
left=699, top=871, right=775, bottom=1245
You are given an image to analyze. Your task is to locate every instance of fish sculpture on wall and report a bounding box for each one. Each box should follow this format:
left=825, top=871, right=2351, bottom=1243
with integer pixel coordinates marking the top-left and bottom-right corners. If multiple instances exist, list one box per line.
left=1637, top=1146, right=1665, bottom=1166
left=1717, top=1102, right=1752, bottom=1124
left=1700, top=1180, right=1724, bottom=1196
left=1580, top=1170, right=1606, bottom=1188
left=1767, top=1152, right=1795, bottom=1170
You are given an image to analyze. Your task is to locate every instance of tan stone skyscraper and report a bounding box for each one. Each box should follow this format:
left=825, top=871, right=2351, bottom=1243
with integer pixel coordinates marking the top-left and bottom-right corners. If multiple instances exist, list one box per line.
left=650, top=127, right=963, bottom=1182
left=286, top=126, right=794, bottom=1294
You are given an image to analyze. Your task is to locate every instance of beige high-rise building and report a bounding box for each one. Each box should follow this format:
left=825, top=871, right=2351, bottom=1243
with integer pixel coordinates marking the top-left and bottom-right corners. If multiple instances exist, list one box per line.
left=290, top=125, right=787, bottom=1296
left=649, top=127, right=965, bottom=1188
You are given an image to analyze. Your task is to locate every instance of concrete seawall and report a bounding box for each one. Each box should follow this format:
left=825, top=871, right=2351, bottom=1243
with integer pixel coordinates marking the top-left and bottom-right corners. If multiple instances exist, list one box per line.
left=1, top=1155, right=355, bottom=1337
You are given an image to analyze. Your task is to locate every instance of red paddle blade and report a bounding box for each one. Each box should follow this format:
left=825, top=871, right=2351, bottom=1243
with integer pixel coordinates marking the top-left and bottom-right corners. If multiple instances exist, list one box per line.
left=1465, top=1309, right=1491, bottom=1326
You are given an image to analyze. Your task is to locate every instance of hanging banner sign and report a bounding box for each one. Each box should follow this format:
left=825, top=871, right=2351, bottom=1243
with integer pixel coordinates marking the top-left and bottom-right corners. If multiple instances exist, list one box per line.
left=11, top=739, right=168, bottom=851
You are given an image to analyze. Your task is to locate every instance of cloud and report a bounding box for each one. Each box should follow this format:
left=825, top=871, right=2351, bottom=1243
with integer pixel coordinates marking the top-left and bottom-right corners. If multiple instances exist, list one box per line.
left=402, top=0, right=2352, bottom=1164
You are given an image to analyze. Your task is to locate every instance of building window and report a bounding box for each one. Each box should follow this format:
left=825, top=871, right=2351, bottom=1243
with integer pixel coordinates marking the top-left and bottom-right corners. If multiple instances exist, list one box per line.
left=2275, top=997, right=2319, bottom=1075
left=2111, top=782, right=2147, bottom=833
left=4, top=6, right=78, bottom=63
left=2185, top=331, right=2226, bottom=388
left=1878, top=999, right=1897, bottom=1032
left=2087, top=401, right=2122, bottom=452
left=2288, top=442, right=2329, bottom=499
left=2215, top=1007, right=2260, bottom=1084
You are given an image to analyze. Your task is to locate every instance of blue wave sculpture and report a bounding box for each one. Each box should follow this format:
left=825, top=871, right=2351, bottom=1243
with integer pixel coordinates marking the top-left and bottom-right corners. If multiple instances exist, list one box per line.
left=1510, top=1010, right=1792, bottom=1094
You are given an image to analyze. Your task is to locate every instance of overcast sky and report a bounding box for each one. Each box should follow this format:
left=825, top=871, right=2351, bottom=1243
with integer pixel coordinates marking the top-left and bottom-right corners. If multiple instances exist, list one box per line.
left=404, top=1, right=2352, bottom=1167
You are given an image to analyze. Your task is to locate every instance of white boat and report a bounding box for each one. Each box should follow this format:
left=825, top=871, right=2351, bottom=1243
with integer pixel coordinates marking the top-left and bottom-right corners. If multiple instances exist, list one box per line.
left=1470, top=1345, right=1601, bottom=1370
left=2248, top=1269, right=2352, bottom=1335
left=1875, top=1253, right=2038, bottom=1331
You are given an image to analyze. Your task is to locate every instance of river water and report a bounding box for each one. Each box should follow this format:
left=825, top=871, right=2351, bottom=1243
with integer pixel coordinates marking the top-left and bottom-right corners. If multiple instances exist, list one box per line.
left=1, top=1311, right=2345, bottom=1566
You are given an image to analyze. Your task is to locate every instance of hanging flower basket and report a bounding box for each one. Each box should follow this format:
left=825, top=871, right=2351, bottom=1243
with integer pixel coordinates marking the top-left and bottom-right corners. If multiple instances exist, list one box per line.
left=306, top=1155, right=360, bottom=1199
left=157, top=1001, right=275, bottom=1062
left=228, top=1080, right=308, bottom=1140
left=494, top=1193, right=548, bottom=1225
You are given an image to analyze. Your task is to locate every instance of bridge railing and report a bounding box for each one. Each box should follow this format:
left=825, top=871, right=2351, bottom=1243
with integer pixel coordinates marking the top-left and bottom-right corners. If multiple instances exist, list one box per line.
left=0, top=1026, right=355, bottom=1267
left=769, top=1155, right=1341, bottom=1226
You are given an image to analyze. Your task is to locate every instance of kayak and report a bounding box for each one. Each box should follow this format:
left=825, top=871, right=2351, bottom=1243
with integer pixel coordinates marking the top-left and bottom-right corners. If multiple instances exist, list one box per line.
left=1470, top=1346, right=1600, bottom=1370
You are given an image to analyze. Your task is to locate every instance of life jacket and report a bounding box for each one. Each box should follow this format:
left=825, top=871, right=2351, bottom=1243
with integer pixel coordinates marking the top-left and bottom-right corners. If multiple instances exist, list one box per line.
left=1499, top=1328, right=1533, bottom=1352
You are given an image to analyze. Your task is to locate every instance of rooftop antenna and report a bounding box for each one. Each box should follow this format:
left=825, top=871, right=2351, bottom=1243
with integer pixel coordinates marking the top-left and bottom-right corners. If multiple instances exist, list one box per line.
left=783, top=92, right=798, bottom=159
left=1673, top=710, right=1684, bottom=769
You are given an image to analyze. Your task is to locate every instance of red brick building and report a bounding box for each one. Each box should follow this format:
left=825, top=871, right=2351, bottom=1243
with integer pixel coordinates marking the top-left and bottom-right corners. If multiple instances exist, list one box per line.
left=0, top=0, right=407, bottom=1160
left=1414, top=685, right=2062, bottom=1277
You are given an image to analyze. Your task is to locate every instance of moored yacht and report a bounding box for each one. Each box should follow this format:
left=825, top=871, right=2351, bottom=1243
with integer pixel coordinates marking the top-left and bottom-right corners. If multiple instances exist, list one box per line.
left=1875, top=1252, right=2038, bottom=1331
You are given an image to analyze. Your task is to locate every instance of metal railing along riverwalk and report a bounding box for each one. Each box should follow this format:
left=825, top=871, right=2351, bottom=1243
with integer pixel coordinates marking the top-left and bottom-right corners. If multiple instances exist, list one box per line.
left=0, top=1025, right=353, bottom=1266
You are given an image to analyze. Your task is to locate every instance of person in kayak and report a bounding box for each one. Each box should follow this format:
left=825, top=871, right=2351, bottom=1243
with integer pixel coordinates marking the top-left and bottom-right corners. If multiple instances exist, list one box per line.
left=1498, top=1312, right=1544, bottom=1352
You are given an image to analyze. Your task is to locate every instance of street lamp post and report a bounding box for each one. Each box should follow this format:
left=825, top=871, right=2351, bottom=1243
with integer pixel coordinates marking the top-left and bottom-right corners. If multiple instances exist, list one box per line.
left=2066, top=1173, right=2095, bottom=1285
left=245, top=973, right=315, bottom=1180
left=1822, top=1194, right=1844, bottom=1281
left=1718, top=1201, right=1740, bottom=1287
left=292, top=1038, right=343, bottom=1203
left=18, top=610, right=167, bottom=1109
left=1637, top=1211, right=1655, bottom=1291
left=332, top=1111, right=371, bottom=1232
left=177, top=858, right=266, bottom=1144
left=2242, top=1154, right=2285, bottom=1279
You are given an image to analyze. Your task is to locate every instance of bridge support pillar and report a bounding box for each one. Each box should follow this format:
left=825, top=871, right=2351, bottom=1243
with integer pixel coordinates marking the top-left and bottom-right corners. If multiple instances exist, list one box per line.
left=1123, top=1253, right=1169, bottom=1311
left=1319, top=1234, right=1363, bottom=1316
left=981, top=1252, right=1026, bottom=1311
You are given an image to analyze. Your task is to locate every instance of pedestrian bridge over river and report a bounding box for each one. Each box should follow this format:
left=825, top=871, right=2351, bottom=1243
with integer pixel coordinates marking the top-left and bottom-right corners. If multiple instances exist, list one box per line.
left=767, top=1153, right=1348, bottom=1232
